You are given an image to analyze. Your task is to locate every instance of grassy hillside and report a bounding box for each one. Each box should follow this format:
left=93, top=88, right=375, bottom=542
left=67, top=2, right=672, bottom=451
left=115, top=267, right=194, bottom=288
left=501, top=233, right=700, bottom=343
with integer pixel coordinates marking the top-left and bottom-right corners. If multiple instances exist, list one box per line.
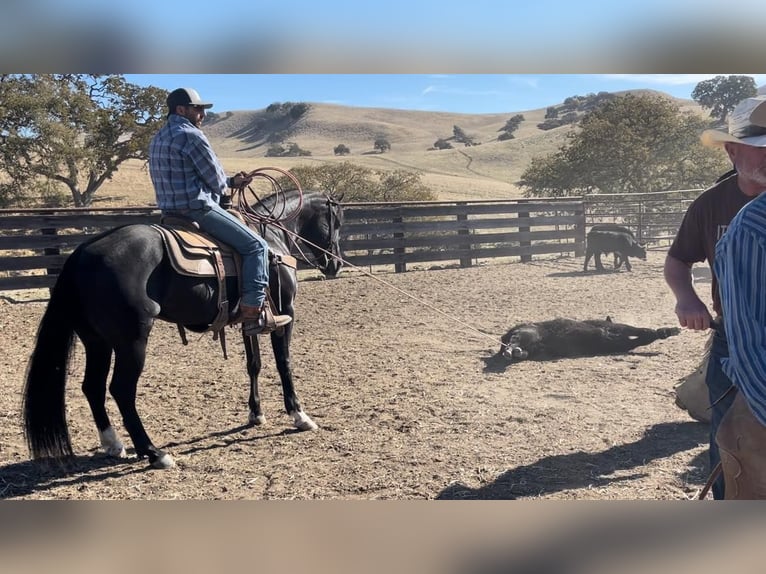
left=95, top=91, right=704, bottom=207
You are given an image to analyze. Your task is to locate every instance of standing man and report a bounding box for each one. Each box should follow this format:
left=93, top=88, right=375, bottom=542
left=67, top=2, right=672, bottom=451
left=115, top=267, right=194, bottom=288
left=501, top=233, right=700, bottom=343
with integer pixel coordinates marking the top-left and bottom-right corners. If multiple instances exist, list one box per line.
left=712, top=96, right=766, bottom=498
left=149, top=87, right=292, bottom=336
left=664, top=95, right=766, bottom=499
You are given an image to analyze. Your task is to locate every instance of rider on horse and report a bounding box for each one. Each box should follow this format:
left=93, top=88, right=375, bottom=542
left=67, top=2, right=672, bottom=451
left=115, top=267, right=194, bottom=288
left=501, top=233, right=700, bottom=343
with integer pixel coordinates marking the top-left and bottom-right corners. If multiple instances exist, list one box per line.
left=149, top=87, right=291, bottom=336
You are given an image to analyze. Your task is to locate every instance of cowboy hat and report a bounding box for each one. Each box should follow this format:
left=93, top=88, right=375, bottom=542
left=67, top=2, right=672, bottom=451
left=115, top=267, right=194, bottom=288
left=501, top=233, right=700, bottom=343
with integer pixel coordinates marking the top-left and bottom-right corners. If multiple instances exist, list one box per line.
left=749, top=95, right=766, bottom=127
left=166, top=87, right=213, bottom=111
left=700, top=95, right=766, bottom=148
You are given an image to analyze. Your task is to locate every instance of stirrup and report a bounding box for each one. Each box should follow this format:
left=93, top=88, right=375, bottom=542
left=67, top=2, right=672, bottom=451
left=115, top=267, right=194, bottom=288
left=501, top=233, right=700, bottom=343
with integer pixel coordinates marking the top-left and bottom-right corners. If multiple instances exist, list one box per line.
left=243, top=306, right=292, bottom=336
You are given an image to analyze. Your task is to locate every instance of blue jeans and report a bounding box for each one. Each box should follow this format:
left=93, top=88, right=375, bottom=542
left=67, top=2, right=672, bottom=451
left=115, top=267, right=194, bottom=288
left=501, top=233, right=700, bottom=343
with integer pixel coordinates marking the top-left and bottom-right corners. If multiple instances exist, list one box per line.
left=182, top=203, right=269, bottom=308
left=706, top=327, right=736, bottom=500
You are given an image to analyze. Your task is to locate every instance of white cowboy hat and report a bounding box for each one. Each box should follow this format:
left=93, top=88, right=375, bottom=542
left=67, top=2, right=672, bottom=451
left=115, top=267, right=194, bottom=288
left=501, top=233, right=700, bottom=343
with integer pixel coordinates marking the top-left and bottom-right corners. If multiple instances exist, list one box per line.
left=701, top=95, right=766, bottom=148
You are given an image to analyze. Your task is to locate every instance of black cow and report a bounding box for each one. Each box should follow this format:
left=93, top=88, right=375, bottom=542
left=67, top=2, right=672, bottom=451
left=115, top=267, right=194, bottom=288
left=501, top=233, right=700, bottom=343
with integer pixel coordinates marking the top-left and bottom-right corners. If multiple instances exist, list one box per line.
left=498, top=317, right=679, bottom=364
left=583, top=224, right=646, bottom=272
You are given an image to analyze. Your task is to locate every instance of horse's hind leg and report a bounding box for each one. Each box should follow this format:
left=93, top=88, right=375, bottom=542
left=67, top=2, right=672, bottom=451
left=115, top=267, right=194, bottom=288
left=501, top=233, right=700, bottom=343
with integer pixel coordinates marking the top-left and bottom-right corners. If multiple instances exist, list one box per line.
left=79, top=333, right=126, bottom=458
left=110, top=336, right=174, bottom=469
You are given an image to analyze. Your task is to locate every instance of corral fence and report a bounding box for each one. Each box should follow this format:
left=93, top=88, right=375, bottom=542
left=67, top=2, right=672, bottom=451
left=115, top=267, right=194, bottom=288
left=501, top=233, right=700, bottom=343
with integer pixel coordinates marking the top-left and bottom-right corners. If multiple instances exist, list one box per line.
left=0, top=189, right=702, bottom=292
left=584, top=188, right=701, bottom=246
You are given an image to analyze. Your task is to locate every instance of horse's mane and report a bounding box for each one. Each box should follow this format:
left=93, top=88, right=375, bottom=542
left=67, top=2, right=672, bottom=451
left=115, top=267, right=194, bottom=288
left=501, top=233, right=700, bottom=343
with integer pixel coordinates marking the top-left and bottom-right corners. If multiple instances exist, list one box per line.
left=252, top=188, right=336, bottom=217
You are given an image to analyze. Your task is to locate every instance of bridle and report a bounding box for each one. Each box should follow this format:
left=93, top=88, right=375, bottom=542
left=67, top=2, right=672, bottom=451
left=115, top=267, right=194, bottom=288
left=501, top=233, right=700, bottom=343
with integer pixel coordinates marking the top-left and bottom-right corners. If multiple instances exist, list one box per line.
left=289, top=194, right=342, bottom=275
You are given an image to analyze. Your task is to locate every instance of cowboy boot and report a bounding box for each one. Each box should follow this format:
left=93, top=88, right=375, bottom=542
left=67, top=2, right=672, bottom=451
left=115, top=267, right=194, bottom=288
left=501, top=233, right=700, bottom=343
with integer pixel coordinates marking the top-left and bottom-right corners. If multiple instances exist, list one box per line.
left=240, top=304, right=292, bottom=336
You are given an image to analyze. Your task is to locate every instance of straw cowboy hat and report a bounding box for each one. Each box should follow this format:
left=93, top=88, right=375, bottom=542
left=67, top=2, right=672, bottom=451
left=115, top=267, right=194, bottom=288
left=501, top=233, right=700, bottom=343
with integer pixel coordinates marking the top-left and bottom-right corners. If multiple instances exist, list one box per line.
left=701, top=95, right=766, bottom=148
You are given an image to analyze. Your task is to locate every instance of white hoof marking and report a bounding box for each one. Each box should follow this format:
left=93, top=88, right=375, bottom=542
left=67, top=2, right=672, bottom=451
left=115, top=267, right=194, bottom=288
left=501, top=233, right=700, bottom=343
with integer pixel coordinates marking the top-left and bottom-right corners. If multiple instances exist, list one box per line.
left=291, top=411, right=318, bottom=431
left=99, top=426, right=126, bottom=458
left=249, top=412, right=267, bottom=426
left=151, top=453, right=176, bottom=470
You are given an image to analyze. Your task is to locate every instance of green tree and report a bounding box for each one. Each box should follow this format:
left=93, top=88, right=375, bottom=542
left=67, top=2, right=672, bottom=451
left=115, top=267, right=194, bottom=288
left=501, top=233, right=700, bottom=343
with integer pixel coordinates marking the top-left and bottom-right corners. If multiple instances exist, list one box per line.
left=498, top=114, right=524, bottom=141
left=375, top=170, right=433, bottom=201
left=276, top=162, right=435, bottom=202
left=519, top=93, right=731, bottom=197
left=0, top=74, right=166, bottom=207
left=280, top=162, right=375, bottom=197
left=452, top=125, right=470, bottom=145
left=333, top=144, right=351, bottom=156
left=373, top=136, right=391, bottom=153
left=265, top=142, right=311, bottom=157
left=692, top=75, right=757, bottom=123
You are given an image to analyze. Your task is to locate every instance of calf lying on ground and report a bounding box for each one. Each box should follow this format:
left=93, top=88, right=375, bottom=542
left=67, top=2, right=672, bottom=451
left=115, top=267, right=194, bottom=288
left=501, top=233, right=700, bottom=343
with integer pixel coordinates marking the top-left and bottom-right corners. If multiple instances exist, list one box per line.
left=498, top=317, right=680, bottom=364
left=584, top=224, right=646, bottom=272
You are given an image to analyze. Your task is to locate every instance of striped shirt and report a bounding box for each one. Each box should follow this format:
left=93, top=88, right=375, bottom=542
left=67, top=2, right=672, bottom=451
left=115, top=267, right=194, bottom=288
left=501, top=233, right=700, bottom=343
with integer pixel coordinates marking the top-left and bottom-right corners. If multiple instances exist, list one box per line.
left=714, top=191, right=766, bottom=425
left=149, top=114, right=228, bottom=211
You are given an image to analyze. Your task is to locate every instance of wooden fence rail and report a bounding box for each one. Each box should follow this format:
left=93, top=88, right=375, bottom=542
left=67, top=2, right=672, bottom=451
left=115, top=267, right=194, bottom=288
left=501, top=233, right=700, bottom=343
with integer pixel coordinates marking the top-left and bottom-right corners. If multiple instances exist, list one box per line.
left=0, top=190, right=703, bottom=292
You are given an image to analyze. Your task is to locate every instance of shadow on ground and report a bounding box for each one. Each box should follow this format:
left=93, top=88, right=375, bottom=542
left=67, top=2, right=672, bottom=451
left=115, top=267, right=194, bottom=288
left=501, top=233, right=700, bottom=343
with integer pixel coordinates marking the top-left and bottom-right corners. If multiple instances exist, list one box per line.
left=437, top=420, right=708, bottom=499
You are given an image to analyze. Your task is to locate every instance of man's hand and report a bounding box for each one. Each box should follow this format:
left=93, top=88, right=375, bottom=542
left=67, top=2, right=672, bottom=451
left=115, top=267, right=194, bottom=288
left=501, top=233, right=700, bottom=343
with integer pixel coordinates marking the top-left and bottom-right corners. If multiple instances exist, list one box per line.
left=230, top=171, right=253, bottom=189
left=674, top=299, right=714, bottom=330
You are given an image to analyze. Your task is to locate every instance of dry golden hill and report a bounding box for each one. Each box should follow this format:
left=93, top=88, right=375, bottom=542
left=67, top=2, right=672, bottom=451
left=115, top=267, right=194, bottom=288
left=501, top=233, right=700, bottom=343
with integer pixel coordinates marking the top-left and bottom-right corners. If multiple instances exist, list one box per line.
left=98, top=90, right=703, bottom=206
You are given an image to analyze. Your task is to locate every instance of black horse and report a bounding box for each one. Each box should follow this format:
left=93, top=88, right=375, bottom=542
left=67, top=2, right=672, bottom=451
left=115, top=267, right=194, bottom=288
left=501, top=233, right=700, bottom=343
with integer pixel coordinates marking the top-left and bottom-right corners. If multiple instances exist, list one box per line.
left=23, top=189, right=343, bottom=469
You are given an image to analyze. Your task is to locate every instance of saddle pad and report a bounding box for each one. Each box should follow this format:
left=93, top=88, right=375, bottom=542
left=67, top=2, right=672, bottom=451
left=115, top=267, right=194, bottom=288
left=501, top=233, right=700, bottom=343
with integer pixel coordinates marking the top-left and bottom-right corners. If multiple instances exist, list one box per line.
left=152, top=224, right=237, bottom=277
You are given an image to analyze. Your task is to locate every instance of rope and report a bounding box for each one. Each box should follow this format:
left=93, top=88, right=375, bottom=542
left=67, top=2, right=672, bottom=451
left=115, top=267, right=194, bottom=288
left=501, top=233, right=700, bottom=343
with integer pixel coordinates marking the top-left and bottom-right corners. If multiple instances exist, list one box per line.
left=340, top=258, right=505, bottom=347
left=268, top=217, right=504, bottom=348
left=231, top=167, right=504, bottom=349
left=230, top=167, right=303, bottom=227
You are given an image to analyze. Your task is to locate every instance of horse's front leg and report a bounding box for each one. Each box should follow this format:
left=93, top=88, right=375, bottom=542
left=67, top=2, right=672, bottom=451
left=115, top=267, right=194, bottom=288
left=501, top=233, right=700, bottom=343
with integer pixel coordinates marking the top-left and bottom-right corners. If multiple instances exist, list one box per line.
left=242, top=332, right=266, bottom=426
left=271, top=321, right=318, bottom=431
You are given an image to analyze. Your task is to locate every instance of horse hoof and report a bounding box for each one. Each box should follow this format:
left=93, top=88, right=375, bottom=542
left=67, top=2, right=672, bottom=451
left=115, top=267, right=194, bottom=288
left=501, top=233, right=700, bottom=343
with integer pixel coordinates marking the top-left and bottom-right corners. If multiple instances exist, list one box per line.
left=292, top=411, right=318, bottom=431
left=150, top=453, right=176, bottom=470
left=249, top=412, right=267, bottom=426
left=104, top=445, right=127, bottom=458
left=99, top=427, right=126, bottom=458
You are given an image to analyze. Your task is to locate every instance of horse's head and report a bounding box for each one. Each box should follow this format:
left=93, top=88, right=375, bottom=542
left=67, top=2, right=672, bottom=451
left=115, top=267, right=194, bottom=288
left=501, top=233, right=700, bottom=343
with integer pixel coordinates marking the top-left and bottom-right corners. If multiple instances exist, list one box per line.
left=300, top=192, right=345, bottom=278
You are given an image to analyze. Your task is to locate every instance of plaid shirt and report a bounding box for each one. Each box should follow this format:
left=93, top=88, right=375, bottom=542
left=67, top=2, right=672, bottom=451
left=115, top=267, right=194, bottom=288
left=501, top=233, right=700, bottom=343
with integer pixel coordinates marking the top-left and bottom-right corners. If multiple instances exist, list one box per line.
left=149, top=114, right=228, bottom=211
left=715, top=190, right=766, bottom=426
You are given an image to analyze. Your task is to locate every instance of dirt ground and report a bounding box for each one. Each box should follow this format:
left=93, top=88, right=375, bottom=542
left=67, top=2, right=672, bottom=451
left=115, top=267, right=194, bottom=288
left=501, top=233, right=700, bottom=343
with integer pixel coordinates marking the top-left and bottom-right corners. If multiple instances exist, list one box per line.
left=0, top=249, right=713, bottom=500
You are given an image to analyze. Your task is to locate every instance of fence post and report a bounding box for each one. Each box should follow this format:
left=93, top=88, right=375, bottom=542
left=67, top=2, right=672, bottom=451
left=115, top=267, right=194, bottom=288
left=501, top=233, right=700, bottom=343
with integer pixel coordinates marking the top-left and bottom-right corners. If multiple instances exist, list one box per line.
left=574, top=202, right=586, bottom=257
left=637, top=200, right=644, bottom=244
left=518, top=209, right=531, bottom=263
left=393, top=210, right=406, bottom=273
left=41, top=227, right=61, bottom=295
left=41, top=227, right=62, bottom=275
left=456, top=202, right=472, bottom=268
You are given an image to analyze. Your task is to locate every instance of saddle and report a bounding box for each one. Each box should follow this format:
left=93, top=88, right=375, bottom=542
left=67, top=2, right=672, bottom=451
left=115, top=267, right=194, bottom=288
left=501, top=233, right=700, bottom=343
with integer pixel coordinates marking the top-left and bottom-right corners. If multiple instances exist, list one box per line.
left=151, top=215, right=297, bottom=348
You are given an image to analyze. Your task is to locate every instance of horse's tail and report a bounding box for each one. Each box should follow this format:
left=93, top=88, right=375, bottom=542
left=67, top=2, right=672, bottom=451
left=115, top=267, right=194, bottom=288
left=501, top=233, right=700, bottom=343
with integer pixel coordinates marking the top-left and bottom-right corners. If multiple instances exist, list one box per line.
left=22, top=252, right=81, bottom=460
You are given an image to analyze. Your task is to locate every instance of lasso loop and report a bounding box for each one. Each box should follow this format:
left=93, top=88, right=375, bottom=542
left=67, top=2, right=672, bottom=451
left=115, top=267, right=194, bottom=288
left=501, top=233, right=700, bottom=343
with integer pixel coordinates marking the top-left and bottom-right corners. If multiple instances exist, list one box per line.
left=229, top=167, right=303, bottom=226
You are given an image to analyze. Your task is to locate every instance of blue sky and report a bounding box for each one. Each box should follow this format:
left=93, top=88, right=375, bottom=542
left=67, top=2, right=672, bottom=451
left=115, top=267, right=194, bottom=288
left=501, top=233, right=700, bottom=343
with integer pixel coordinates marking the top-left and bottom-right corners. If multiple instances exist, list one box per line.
left=124, top=74, right=766, bottom=115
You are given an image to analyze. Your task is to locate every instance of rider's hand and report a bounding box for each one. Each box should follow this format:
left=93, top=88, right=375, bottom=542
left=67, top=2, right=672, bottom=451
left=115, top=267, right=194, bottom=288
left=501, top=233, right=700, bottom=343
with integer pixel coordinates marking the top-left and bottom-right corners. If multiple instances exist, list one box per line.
left=230, top=171, right=253, bottom=189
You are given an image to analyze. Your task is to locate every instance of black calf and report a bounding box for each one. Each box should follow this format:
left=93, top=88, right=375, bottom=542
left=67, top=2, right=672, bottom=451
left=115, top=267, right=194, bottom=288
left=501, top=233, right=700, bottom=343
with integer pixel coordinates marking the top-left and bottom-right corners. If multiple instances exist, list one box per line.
left=499, top=317, right=679, bottom=363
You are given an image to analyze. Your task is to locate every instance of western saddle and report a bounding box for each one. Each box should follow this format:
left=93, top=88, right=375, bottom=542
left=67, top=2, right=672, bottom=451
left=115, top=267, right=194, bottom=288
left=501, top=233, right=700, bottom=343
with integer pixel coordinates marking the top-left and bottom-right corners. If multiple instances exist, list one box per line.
left=152, top=216, right=297, bottom=355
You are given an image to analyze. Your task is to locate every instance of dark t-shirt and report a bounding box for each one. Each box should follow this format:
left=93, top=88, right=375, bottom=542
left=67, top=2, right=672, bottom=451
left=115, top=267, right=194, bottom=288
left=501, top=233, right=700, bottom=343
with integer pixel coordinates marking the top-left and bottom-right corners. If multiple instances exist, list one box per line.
left=668, top=173, right=753, bottom=316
